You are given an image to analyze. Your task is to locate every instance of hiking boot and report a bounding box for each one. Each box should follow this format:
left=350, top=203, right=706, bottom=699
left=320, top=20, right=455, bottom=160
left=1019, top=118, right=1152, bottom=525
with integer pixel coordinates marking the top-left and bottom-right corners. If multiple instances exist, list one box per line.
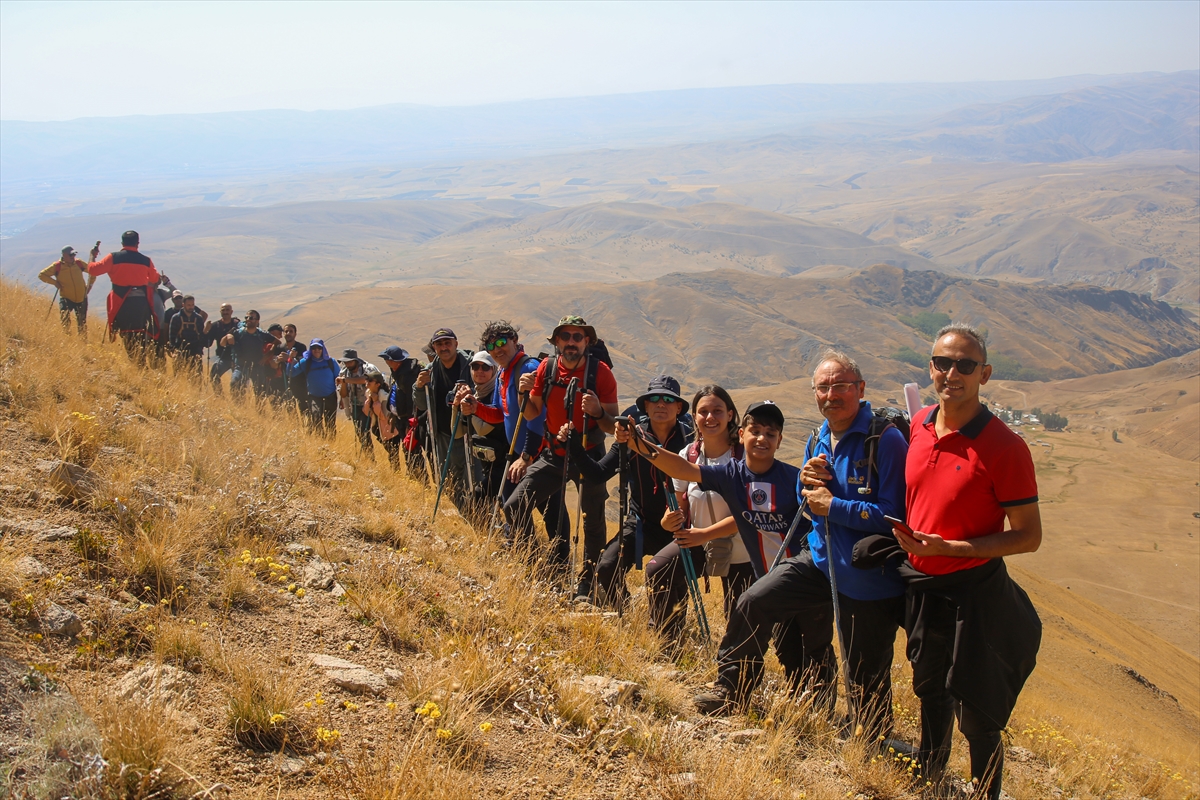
left=694, top=684, right=735, bottom=716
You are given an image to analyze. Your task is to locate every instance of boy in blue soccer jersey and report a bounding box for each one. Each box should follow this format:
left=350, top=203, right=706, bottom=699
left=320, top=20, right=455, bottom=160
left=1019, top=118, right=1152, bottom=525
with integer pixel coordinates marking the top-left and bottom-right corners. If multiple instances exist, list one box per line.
left=618, top=400, right=811, bottom=709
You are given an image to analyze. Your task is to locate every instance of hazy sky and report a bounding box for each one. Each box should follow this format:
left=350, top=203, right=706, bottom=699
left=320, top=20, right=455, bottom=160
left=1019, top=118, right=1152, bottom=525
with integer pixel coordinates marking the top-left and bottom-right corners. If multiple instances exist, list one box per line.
left=2, top=0, right=1197, bottom=121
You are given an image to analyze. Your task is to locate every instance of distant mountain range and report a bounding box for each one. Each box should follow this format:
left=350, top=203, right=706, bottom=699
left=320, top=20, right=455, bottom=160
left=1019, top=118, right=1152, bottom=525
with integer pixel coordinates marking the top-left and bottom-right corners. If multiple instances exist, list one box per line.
left=4, top=73, right=1183, bottom=189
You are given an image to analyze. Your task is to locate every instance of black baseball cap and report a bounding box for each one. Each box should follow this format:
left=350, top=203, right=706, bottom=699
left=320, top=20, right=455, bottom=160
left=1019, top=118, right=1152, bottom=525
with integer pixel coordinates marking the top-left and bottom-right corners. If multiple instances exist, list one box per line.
left=430, top=328, right=456, bottom=343
left=744, top=401, right=785, bottom=430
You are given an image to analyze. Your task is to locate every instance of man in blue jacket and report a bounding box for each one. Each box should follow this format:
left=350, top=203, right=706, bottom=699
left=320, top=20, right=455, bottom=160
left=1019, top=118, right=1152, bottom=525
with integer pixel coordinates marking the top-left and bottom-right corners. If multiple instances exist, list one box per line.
left=697, top=350, right=908, bottom=737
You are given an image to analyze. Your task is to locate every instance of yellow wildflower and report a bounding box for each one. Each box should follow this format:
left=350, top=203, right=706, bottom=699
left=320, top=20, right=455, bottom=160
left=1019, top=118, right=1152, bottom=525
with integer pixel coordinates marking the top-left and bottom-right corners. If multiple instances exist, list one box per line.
left=315, top=727, right=341, bottom=745
left=479, top=722, right=493, bottom=733
left=436, top=728, right=453, bottom=740
left=295, top=588, right=306, bottom=598
left=343, top=701, right=359, bottom=712
left=269, top=713, right=286, bottom=725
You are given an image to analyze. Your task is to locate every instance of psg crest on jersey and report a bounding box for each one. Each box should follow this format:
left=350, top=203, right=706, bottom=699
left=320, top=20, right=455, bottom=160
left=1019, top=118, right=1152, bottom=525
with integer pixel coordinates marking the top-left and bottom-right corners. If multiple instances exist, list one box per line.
left=748, top=482, right=776, bottom=513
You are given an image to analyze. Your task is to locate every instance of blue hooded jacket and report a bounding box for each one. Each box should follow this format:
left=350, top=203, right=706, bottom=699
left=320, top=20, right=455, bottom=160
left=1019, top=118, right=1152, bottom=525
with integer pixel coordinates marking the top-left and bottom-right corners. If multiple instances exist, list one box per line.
left=287, top=338, right=339, bottom=398
left=800, top=401, right=908, bottom=601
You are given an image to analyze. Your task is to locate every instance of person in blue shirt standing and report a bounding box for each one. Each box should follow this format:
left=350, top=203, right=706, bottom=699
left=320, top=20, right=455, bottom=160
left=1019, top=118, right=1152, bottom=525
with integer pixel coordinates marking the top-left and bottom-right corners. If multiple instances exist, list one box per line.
left=789, top=350, right=908, bottom=740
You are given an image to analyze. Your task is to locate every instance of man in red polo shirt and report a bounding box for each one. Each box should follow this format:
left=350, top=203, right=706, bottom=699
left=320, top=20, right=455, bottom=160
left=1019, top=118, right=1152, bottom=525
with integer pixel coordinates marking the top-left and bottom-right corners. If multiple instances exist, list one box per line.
left=893, top=323, right=1042, bottom=800
left=507, top=316, right=619, bottom=591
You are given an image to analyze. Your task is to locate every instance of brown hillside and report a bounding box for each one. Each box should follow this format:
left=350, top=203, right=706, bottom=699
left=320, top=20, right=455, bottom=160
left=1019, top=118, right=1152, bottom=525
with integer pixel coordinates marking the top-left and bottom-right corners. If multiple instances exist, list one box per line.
left=987, top=349, right=1200, bottom=462
left=1, top=201, right=935, bottom=319
left=284, top=265, right=1198, bottom=393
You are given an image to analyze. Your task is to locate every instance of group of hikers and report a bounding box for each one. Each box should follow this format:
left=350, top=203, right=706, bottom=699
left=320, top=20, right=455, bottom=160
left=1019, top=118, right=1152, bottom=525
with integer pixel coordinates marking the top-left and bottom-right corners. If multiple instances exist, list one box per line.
left=44, top=232, right=1044, bottom=799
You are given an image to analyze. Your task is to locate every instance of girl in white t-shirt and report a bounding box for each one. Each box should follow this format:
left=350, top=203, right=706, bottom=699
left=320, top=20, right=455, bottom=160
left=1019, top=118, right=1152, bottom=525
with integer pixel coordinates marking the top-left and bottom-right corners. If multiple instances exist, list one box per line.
left=650, top=386, right=756, bottom=635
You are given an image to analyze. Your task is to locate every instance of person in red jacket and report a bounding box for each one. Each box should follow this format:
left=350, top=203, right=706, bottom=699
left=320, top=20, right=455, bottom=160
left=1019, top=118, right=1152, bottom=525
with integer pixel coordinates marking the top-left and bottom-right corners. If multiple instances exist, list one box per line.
left=88, top=230, right=162, bottom=364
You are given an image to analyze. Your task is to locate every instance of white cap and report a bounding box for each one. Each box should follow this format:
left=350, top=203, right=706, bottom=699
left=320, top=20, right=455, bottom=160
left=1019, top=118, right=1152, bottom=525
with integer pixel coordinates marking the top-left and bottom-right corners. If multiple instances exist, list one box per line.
left=469, top=351, right=498, bottom=369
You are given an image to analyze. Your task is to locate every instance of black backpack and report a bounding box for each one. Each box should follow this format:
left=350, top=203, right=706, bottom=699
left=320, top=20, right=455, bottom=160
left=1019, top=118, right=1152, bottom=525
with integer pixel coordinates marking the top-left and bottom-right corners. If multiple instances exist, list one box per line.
left=862, top=407, right=910, bottom=496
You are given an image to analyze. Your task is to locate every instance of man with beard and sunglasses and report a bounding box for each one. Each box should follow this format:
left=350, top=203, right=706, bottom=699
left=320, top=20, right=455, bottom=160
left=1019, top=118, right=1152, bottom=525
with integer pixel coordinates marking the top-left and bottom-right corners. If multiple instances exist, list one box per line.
left=884, top=324, right=1042, bottom=800
left=506, top=316, right=618, bottom=586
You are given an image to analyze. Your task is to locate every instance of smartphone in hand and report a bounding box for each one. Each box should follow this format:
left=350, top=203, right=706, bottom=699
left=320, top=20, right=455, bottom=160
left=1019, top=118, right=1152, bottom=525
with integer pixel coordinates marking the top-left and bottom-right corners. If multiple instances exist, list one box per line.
left=883, top=515, right=914, bottom=537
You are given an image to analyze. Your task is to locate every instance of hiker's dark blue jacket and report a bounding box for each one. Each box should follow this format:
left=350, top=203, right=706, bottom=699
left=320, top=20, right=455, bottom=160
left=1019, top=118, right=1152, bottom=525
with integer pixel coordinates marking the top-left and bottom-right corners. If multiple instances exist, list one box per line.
left=804, top=401, right=907, bottom=601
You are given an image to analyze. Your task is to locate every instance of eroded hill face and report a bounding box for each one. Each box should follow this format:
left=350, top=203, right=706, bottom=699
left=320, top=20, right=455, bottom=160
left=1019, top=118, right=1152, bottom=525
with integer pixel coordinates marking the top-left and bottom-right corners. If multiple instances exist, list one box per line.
left=282, top=265, right=1198, bottom=392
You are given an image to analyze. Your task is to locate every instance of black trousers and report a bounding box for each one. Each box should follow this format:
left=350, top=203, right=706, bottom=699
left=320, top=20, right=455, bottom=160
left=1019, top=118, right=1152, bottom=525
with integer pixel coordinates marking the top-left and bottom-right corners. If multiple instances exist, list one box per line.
left=911, top=593, right=1005, bottom=800
left=311, top=393, right=338, bottom=437
left=502, top=453, right=568, bottom=569
left=716, top=550, right=903, bottom=738
left=593, top=514, right=672, bottom=610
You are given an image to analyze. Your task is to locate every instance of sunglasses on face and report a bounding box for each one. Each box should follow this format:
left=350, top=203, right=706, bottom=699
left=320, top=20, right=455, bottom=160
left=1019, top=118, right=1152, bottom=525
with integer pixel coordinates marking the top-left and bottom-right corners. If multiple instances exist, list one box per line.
left=470, top=363, right=494, bottom=371
left=558, top=332, right=586, bottom=343
left=645, top=395, right=677, bottom=404
left=931, top=356, right=981, bottom=375
left=484, top=337, right=508, bottom=352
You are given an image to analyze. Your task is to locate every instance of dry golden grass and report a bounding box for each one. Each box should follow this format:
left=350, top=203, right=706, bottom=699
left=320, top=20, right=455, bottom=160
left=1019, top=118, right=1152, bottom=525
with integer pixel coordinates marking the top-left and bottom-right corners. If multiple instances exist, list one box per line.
left=224, top=656, right=310, bottom=751
left=79, top=692, right=194, bottom=798
left=1, top=277, right=1196, bottom=799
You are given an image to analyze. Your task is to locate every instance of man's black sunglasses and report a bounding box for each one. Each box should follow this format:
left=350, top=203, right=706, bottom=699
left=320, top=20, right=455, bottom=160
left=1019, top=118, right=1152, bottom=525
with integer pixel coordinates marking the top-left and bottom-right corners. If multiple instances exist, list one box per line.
left=931, top=356, right=982, bottom=375
left=645, top=394, right=678, bottom=404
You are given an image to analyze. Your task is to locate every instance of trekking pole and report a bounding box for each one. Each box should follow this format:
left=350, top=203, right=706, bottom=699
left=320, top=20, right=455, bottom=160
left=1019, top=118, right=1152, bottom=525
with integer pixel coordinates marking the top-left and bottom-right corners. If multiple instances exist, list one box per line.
left=45, top=289, right=59, bottom=321
left=771, top=430, right=819, bottom=571
left=488, top=393, right=530, bottom=532
left=432, top=405, right=462, bottom=520
left=573, top=424, right=587, bottom=564
left=423, top=382, right=442, bottom=484
left=571, top=357, right=591, bottom=567
left=824, top=524, right=855, bottom=727
left=558, top=378, right=579, bottom=567
left=771, top=496, right=810, bottom=571
left=457, top=382, right=475, bottom=504
left=663, top=477, right=711, bottom=642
